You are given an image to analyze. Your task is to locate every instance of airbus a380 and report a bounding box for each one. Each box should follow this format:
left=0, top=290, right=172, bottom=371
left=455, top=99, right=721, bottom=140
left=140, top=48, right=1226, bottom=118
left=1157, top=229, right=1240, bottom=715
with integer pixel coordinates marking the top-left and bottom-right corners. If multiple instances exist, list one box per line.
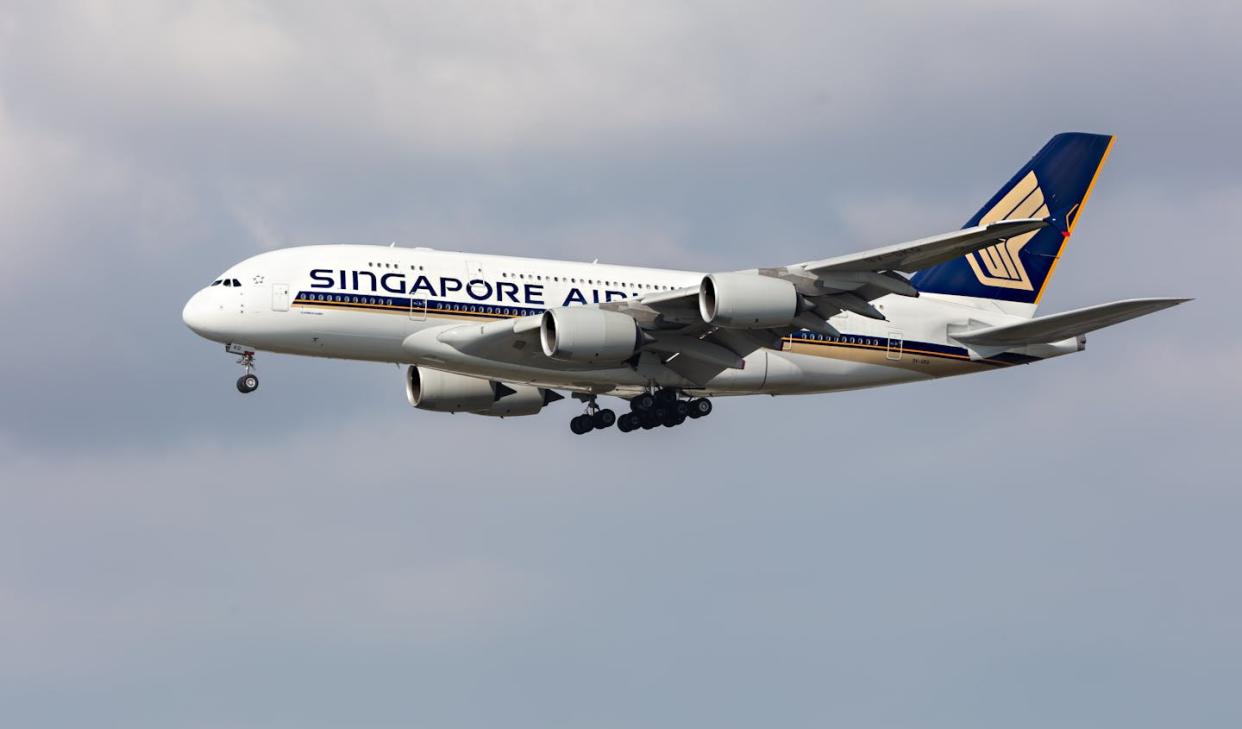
left=183, top=133, right=1186, bottom=434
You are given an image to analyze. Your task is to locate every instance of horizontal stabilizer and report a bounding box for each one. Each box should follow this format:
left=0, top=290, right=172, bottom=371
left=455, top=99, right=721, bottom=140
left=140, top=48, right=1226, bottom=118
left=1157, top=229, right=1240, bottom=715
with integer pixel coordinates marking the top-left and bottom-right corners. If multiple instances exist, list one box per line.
left=951, top=298, right=1190, bottom=347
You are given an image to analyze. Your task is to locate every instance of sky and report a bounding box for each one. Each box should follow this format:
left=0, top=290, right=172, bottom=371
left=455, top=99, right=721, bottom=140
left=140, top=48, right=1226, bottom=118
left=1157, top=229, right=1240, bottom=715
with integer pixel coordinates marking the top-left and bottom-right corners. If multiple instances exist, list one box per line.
left=1, top=1, right=1240, bottom=727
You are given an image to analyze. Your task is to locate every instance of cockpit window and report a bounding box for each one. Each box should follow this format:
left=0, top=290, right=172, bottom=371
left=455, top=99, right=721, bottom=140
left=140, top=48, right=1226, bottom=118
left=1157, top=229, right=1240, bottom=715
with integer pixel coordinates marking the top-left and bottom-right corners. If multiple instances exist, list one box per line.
left=232, top=279, right=241, bottom=287
left=211, top=280, right=222, bottom=286
left=223, top=279, right=233, bottom=287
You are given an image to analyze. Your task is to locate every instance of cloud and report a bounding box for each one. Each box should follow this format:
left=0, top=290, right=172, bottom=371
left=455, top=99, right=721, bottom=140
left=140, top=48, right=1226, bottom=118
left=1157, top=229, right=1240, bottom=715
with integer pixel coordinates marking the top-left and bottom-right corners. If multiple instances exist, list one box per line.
left=0, top=416, right=563, bottom=682
left=0, top=2, right=1239, bottom=727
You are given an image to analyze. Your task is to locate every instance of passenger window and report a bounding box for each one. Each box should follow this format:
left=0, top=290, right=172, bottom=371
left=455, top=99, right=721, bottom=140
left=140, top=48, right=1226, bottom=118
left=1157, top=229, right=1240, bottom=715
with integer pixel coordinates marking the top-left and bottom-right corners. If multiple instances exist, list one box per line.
left=211, top=280, right=222, bottom=286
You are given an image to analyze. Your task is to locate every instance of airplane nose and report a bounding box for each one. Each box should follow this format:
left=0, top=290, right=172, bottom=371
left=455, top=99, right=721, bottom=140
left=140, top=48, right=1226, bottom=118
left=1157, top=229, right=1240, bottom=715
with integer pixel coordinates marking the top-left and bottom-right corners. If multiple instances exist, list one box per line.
left=182, top=290, right=218, bottom=338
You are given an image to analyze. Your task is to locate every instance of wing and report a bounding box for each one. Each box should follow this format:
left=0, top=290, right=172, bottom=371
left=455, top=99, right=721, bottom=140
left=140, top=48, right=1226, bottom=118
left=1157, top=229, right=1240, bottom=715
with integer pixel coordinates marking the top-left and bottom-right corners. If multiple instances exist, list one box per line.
left=417, top=218, right=1051, bottom=387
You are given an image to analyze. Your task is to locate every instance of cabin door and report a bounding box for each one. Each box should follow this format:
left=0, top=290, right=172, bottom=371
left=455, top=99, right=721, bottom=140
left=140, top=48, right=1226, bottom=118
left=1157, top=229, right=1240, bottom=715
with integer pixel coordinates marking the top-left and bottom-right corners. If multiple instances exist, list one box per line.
left=271, top=283, right=290, bottom=312
left=886, top=330, right=904, bottom=361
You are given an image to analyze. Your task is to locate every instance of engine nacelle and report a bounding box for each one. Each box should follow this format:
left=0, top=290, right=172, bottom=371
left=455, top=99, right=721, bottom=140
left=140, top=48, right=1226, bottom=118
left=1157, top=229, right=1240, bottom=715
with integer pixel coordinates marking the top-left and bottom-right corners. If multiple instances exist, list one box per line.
left=540, top=307, right=643, bottom=364
left=475, top=384, right=551, bottom=417
left=699, top=272, right=798, bottom=328
left=406, top=366, right=497, bottom=412
left=406, top=366, right=554, bottom=417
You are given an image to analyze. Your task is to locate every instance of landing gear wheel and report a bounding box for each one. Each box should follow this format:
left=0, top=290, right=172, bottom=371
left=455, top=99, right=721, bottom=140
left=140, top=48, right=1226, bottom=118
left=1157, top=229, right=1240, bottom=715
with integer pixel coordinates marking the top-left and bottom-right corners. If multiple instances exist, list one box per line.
left=673, top=400, right=689, bottom=418
left=688, top=398, right=712, bottom=418
left=592, top=409, right=616, bottom=429
left=631, top=393, right=655, bottom=412
left=617, top=413, right=639, bottom=433
left=570, top=414, right=595, bottom=435
left=230, top=346, right=259, bottom=394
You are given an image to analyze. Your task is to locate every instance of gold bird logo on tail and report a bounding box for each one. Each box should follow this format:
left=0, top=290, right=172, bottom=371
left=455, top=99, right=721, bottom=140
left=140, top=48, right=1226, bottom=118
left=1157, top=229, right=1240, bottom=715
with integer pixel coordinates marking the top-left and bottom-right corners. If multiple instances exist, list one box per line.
left=966, top=170, right=1048, bottom=291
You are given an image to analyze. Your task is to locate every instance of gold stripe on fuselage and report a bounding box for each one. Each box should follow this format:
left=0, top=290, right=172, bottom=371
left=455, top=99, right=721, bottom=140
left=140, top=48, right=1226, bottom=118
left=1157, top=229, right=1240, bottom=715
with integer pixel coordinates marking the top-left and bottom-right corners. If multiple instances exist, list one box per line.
left=783, top=338, right=1005, bottom=376
left=293, top=299, right=1012, bottom=374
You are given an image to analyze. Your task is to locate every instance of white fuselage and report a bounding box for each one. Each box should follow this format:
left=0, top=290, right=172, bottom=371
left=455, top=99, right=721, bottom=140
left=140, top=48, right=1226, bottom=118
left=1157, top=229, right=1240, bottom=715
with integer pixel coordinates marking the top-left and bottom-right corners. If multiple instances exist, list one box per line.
left=182, top=245, right=1081, bottom=397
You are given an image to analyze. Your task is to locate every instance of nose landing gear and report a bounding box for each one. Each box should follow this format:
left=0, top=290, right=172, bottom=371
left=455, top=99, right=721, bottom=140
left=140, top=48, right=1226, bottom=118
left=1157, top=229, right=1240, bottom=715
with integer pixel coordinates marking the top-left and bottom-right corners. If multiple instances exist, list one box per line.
left=229, top=344, right=259, bottom=394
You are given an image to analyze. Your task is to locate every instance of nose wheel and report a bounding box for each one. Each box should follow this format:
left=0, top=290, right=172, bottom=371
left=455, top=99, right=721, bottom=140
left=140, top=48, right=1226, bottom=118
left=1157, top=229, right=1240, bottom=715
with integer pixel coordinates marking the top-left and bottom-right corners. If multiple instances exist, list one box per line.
left=229, top=345, right=259, bottom=394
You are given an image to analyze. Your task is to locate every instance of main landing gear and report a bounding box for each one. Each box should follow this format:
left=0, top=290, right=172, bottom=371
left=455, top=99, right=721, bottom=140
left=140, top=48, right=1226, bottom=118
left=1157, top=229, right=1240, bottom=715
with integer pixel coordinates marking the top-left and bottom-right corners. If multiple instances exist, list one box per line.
left=615, top=388, right=712, bottom=433
left=569, top=389, right=711, bottom=435
left=230, top=345, right=259, bottom=394
left=569, top=396, right=616, bottom=435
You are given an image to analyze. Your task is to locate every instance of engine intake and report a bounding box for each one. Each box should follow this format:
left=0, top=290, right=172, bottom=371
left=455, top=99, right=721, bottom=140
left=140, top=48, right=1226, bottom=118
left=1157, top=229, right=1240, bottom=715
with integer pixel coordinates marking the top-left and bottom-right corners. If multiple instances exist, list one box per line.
left=699, top=272, right=798, bottom=328
left=540, top=307, right=643, bottom=364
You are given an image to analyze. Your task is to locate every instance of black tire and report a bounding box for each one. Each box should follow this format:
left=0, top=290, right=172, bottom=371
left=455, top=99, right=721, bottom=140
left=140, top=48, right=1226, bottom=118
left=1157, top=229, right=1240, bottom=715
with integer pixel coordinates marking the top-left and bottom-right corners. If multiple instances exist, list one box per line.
left=236, top=374, right=258, bottom=393
left=640, top=413, right=657, bottom=430
left=570, top=415, right=593, bottom=435
left=592, top=409, right=616, bottom=429
left=673, top=401, right=689, bottom=418
left=688, top=398, right=712, bottom=418
left=617, top=413, right=638, bottom=433
left=631, top=393, right=655, bottom=412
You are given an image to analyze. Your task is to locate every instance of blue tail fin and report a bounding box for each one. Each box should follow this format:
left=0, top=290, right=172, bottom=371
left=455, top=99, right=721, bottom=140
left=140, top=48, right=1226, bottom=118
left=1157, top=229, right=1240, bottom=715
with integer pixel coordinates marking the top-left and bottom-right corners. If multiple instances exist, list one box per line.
left=910, top=132, right=1115, bottom=311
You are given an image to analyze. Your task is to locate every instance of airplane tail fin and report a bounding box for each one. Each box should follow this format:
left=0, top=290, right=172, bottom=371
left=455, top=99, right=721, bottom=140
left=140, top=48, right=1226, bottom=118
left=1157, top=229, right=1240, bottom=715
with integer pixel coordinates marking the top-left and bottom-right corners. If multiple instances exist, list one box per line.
left=910, top=132, right=1115, bottom=316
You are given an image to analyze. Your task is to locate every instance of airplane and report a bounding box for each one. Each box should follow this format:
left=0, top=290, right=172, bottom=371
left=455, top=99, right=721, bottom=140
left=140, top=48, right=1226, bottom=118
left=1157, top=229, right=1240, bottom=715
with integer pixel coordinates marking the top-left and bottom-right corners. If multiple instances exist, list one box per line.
left=182, top=132, right=1187, bottom=434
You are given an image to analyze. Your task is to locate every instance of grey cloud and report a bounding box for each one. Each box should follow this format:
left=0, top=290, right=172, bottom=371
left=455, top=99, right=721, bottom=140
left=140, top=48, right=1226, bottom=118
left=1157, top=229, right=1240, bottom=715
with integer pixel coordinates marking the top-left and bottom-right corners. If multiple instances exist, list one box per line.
left=0, top=1, right=1238, bottom=727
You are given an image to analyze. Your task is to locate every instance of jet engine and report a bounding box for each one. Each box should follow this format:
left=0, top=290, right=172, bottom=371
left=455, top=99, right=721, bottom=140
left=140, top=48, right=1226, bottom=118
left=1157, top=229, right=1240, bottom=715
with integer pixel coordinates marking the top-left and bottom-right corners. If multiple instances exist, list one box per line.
left=540, top=307, right=644, bottom=364
left=405, top=366, right=558, bottom=416
left=699, top=272, right=798, bottom=328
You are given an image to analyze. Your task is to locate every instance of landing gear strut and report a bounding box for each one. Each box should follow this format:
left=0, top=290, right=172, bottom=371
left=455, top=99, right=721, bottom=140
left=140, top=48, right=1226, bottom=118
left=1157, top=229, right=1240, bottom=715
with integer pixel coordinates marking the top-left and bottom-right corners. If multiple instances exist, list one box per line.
left=569, top=395, right=616, bottom=435
left=617, top=388, right=712, bottom=433
left=230, top=345, right=259, bottom=394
